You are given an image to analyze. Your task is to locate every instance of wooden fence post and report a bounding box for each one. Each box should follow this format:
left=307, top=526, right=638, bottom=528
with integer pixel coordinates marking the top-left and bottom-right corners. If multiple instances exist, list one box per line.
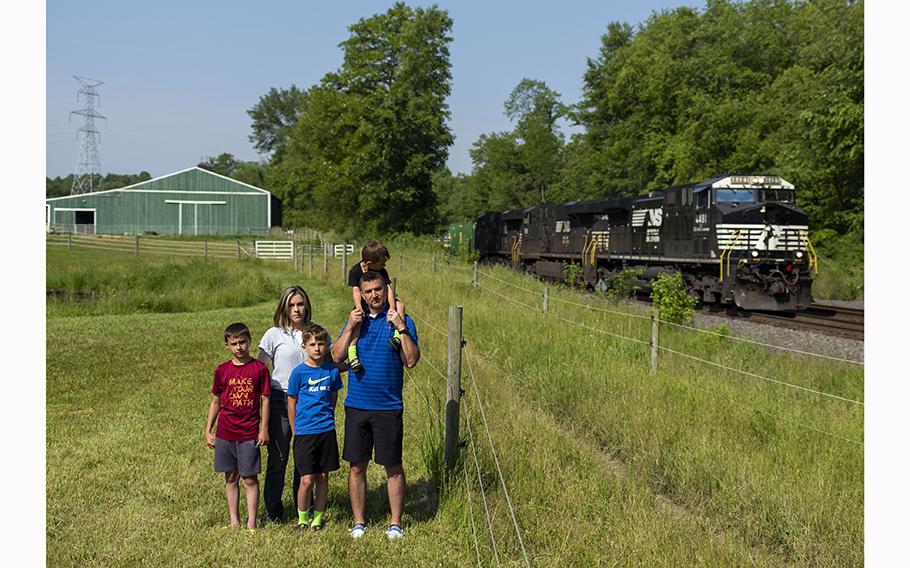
left=341, top=244, right=348, bottom=285
left=308, top=245, right=314, bottom=277
left=472, top=261, right=478, bottom=288
left=399, top=252, right=403, bottom=270
left=445, top=305, right=464, bottom=471
left=67, top=232, right=72, bottom=250
left=204, top=239, right=208, bottom=258
left=650, top=309, right=660, bottom=374
left=432, top=255, right=437, bottom=272
left=135, top=235, right=140, bottom=256
left=323, top=244, right=328, bottom=275
left=543, top=286, right=549, bottom=314
left=236, top=240, right=241, bottom=259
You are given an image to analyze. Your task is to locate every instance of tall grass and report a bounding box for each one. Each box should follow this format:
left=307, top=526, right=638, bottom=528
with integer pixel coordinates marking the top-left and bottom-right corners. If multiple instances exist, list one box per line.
left=46, top=244, right=863, bottom=565
left=46, top=247, right=289, bottom=316
left=396, top=255, right=864, bottom=566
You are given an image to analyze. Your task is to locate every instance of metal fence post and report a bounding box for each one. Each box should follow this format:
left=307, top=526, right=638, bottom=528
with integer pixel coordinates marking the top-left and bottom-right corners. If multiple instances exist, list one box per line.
left=543, top=286, right=549, bottom=314
left=204, top=239, right=208, bottom=258
left=650, top=309, right=660, bottom=374
left=341, top=244, right=348, bottom=285
left=472, top=261, right=478, bottom=288
left=237, top=240, right=241, bottom=259
left=135, top=235, right=140, bottom=256
left=445, top=305, right=464, bottom=471
left=308, top=246, right=314, bottom=276
left=323, top=244, right=328, bottom=275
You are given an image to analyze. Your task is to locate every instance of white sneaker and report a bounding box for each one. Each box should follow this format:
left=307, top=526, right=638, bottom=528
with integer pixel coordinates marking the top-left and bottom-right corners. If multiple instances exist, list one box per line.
left=350, top=523, right=366, bottom=539
left=385, top=524, right=404, bottom=540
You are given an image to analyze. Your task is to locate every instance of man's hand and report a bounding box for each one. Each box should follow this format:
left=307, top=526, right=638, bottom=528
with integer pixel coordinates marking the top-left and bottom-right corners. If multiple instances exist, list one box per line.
left=349, top=307, right=365, bottom=326
left=257, top=430, right=270, bottom=446
left=204, top=431, right=216, bottom=448
left=386, top=309, right=404, bottom=330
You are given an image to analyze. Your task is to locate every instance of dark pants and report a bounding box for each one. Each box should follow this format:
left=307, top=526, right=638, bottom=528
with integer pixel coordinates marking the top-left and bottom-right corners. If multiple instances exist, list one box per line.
left=264, top=391, right=301, bottom=520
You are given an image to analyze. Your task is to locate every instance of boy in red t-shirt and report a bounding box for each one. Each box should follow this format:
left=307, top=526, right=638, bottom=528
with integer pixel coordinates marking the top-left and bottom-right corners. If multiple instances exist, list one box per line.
left=204, top=322, right=271, bottom=530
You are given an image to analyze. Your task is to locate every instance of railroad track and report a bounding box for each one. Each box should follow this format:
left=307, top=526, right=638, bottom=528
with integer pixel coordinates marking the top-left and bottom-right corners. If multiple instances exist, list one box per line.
left=703, top=303, right=864, bottom=341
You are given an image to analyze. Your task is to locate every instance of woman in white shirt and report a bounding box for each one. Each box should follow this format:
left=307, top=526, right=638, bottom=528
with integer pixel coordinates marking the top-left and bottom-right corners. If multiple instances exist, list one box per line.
left=257, top=285, right=312, bottom=523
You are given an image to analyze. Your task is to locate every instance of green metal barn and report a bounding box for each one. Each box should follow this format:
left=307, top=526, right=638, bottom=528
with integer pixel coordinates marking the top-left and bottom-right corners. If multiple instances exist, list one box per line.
left=45, top=166, right=278, bottom=236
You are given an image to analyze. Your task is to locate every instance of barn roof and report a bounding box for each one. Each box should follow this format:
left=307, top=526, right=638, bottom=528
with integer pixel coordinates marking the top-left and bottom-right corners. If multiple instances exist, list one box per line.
left=47, top=166, right=269, bottom=202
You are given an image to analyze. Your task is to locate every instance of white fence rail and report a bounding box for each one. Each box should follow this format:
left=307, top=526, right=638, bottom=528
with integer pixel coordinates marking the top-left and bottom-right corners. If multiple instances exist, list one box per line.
left=255, top=240, right=295, bottom=260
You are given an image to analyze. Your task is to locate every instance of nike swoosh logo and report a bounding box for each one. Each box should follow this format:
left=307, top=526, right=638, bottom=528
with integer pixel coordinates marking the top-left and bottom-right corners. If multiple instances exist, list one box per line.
left=308, top=377, right=329, bottom=386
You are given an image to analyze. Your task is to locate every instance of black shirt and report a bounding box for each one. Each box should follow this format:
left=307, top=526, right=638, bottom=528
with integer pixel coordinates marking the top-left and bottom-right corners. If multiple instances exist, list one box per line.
left=347, top=263, right=392, bottom=288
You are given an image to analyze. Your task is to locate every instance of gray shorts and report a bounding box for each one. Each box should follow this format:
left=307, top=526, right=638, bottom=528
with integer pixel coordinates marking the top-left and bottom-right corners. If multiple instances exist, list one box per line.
left=214, top=438, right=261, bottom=477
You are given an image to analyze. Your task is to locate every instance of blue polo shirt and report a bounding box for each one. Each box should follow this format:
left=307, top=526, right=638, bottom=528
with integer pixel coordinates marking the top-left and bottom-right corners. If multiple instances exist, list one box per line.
left=342, top=307, right=418, bottom=411
left=287, top=361, right=344, bottom=434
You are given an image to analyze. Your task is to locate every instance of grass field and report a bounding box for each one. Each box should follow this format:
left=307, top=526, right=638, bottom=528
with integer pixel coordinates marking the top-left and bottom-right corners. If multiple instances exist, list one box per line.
left=46, top=245, right=863, bottom=566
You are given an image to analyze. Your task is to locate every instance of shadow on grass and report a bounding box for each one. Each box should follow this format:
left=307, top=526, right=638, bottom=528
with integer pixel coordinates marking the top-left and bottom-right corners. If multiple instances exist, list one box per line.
left=328, top=475, right=439, bottom=526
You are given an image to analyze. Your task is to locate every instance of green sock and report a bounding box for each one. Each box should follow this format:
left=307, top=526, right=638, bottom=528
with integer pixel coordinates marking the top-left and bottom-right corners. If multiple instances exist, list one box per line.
left=298, top=509, right=309, bottom=525
left=348, top=344, right=358, bottom=361
left=393, top=329, right=401, bottom=339
left=312, top=510, right=324, bottom=526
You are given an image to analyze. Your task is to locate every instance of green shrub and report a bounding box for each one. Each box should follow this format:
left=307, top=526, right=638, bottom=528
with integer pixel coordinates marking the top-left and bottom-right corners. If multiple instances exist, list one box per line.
left=604, top=268, right=644, bottom=300
left=650, top=271, right=697, bottom=324
left=562, top=261, right=582, bottom=286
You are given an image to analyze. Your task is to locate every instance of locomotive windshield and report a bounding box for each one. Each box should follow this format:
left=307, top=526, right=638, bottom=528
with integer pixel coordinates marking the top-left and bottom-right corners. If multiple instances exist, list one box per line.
left=759, top=188, right=795, bottom=203
left=714, top=188, right=757, bottom=203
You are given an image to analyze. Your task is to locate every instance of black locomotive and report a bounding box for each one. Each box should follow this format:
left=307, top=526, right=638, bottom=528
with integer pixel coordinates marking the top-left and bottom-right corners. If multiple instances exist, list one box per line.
left=473, top=174, right=816, bottom=311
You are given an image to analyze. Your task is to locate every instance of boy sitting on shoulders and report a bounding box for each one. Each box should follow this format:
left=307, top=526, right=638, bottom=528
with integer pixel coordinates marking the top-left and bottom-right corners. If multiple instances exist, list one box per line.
left=346, top=240, right=406, bottom=372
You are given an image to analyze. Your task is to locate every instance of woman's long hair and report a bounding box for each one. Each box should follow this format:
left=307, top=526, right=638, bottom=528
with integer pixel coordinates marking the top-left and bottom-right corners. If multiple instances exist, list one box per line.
left=273, top=285, right=312, bottom=330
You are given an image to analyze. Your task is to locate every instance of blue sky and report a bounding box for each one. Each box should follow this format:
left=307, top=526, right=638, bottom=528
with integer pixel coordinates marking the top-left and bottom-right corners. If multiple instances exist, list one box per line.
left=46, top=0, right=704, bottom=179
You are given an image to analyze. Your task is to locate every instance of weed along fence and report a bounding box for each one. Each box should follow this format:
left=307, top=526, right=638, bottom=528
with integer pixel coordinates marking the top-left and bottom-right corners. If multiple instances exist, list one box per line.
left=400, top=251, right=864, bottom=445
left=390, top=250, right=862, bottom=565
left=404, top=303, right=532, bottom=568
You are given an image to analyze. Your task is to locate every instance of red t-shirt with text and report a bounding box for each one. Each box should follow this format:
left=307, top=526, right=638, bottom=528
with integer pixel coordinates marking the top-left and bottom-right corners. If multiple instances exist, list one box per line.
left=212, top=359, right=271, bottom=441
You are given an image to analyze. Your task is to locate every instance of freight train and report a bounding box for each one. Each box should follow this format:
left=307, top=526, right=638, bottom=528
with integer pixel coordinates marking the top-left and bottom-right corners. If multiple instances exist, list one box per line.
left=463, top=174, right=817, bottom=311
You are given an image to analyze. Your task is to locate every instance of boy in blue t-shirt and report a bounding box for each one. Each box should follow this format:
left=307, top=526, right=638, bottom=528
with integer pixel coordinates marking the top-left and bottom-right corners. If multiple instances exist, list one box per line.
left=287, top=323, right=344, bottom=530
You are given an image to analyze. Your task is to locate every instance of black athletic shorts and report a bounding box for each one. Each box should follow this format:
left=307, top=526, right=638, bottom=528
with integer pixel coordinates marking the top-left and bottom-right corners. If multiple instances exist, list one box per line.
left=342, top=407, right=403, bottom=466
left=293, top=431, right=340, bottom=476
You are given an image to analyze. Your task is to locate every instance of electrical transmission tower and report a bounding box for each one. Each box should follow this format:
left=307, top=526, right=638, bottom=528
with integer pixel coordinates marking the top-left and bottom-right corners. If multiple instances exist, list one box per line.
left=69, top=75, right=107, bottom=194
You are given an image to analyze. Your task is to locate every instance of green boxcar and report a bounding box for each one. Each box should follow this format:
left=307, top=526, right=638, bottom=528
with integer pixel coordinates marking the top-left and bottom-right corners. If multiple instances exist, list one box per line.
left=46, top=167, right=274, bottom=236
left=446, top=222, right=475, bottom=256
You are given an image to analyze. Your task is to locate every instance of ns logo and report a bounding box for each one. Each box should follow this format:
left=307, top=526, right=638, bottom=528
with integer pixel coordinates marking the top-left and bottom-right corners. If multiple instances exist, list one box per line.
left=647, top=208, right=662, bottom=227
left=756, top=224, right=783, bottom=250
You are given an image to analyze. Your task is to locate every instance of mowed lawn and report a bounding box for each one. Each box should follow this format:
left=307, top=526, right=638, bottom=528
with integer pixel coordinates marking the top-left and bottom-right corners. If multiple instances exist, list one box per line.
left=47, top=247, right=862, bottom=566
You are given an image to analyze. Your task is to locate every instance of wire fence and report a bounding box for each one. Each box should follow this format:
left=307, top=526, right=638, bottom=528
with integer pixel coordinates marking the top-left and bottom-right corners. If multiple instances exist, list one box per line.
left=403, top=254, right=864, bottom=448
left=409, top=254, right=863, bottom=366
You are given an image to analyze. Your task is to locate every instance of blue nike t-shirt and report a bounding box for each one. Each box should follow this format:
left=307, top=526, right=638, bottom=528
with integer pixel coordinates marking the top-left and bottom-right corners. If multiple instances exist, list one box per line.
left=287, top=361, right=344, bottom=435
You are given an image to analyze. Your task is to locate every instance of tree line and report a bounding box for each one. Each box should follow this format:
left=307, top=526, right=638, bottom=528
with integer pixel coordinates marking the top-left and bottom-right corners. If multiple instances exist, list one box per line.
left=438, top=0, right=862, bottom=247
left=47, top=1, right=862, bottom=249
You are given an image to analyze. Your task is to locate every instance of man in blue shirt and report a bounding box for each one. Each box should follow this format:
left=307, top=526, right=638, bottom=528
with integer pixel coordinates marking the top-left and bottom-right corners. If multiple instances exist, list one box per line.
left=332, top=271, right=419, bottom=540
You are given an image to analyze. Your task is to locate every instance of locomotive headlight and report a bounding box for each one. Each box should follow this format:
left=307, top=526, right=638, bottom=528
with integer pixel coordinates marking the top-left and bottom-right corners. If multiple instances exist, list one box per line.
left=750, top=250, right=759, bottom=258
left=795, top=251, right=804, bottom=259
